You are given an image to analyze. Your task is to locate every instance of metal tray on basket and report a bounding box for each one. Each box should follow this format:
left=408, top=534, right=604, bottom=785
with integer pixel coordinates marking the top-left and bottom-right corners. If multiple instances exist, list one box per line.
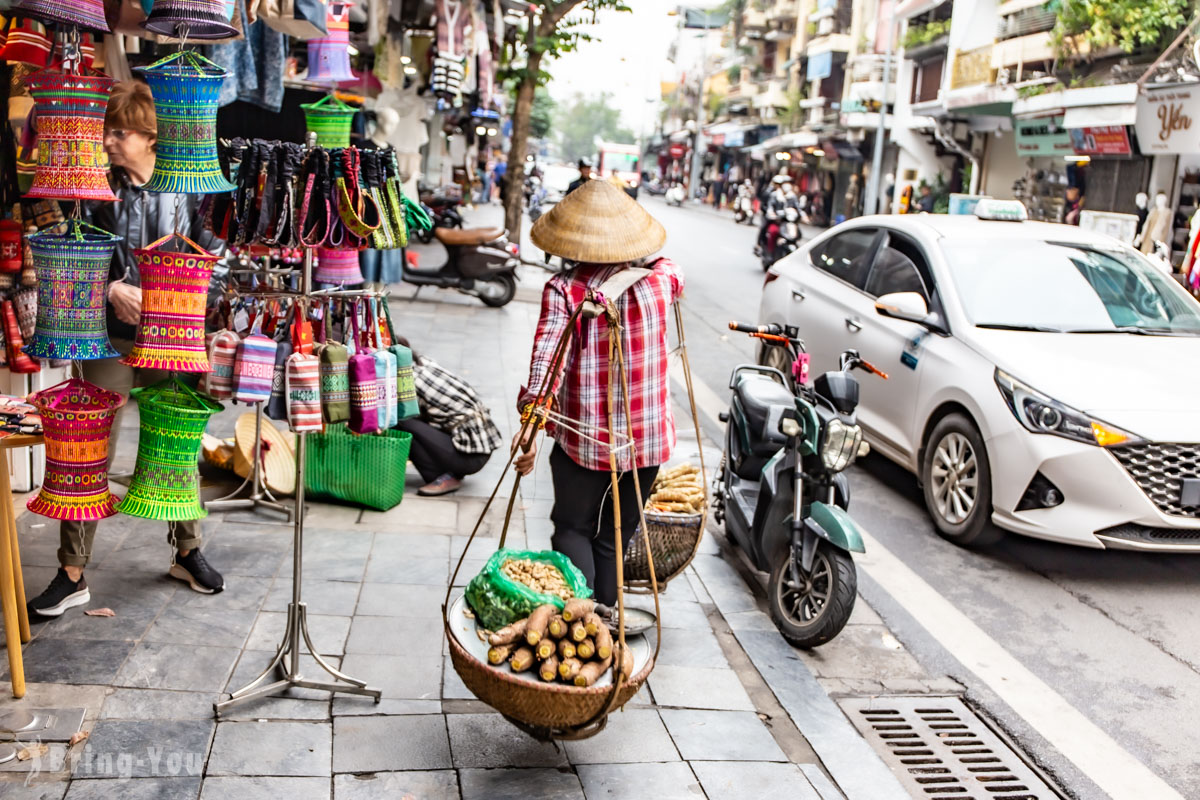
left=448, top=594, right=651, bottom=689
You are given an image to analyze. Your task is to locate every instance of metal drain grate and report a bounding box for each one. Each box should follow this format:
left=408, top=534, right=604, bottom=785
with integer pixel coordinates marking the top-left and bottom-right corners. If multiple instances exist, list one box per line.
left=837, top=696, right=1061, bottom=800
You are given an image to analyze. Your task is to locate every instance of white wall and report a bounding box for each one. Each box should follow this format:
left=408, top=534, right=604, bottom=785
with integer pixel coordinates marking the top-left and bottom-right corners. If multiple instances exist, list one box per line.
left=980, top=130, right=1024, bottom=199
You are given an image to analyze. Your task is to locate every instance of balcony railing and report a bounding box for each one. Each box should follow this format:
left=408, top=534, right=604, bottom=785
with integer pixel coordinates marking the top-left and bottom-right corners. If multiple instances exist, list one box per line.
left=767, top=0, right=799, bottom=22
left=850, top=53, right=899, bottom=83
left=950, top=44, right=995, bottom=89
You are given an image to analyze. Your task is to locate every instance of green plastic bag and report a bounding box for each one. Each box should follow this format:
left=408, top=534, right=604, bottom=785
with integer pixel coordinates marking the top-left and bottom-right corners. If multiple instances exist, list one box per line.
left=465, top=548, right=593, bottom=631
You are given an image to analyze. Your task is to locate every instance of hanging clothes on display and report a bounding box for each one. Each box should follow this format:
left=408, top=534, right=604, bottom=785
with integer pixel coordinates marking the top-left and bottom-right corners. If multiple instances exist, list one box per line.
left=209, top=0, right=287, bottom=111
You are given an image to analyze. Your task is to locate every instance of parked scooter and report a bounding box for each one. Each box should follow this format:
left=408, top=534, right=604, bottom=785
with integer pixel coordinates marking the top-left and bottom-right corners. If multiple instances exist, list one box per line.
left=760, top=206, right=802, bottom=270
left=714, top=322, right=885, bottom=647
left=733, top=183, right=755, bottom=225
left=406, top=226, right=520, bottom=307
left=415, top=190, right=466, bottom=243
left=665, top=182, right=686, bottom=207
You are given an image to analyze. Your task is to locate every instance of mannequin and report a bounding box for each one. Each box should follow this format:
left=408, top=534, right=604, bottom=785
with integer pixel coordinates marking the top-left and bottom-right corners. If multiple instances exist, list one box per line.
left=1138, top=192, right=1171, bottom=255
left=1134, top=191, right=1149, bottom=237
left=1183, top=208, right=1200, bottom=279
left=371, top=107, right=400, bottom=149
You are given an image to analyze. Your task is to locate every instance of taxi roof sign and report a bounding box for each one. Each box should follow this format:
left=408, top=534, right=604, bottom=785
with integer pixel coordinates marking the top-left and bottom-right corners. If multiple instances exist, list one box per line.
left=974, top=198, right=1029, bottom=222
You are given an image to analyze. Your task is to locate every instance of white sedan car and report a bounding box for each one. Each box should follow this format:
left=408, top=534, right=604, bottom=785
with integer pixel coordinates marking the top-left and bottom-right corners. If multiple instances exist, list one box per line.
left=759, top=208, right=1200, bottom=550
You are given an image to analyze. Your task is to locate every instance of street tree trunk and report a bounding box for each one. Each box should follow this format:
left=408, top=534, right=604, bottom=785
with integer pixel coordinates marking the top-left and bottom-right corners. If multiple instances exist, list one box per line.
left=504, top=58, right=540, bottom=238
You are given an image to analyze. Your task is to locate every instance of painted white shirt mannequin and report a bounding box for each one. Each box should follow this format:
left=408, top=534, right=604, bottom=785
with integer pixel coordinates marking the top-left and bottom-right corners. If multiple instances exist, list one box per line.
left=1139, top=192, right=1171, bottom=255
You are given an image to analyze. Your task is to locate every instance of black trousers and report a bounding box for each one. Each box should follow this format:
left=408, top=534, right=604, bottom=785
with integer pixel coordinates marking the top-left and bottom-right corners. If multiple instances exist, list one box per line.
left=395, top=418, right=490, bottom=483
left=549, top=445, right=659, bottom=606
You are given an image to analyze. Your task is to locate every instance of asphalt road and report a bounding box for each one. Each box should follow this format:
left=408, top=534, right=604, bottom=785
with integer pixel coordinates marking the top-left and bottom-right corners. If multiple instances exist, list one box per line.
left=646, top=197, right=1200, bottom=800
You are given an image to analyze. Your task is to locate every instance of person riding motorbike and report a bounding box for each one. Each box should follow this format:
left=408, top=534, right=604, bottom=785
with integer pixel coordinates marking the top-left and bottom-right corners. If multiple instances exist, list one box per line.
left=757, top=175, right=799, bottom=257
left=566, top=158, right=593, bottom=196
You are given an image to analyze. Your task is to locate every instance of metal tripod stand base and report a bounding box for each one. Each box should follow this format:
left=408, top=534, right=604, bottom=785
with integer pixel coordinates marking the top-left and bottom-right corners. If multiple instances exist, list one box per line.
left=215, top=601, right=381, bottom=715
left=205, top=403, right=294, bottom=521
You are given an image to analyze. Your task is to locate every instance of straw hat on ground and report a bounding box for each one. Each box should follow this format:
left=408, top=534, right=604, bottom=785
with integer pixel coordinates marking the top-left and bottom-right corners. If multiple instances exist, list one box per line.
left=531, top=178, right=666, bottom=264
left=232, top=412, right=296, bottom=496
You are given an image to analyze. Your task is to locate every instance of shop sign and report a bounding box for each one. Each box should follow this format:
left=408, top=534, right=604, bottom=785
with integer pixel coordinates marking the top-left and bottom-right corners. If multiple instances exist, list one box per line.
left=808, top=51, right=832, bottom=81
left=1135, top=85, right=1200, bottom=154
left=1014, top=115, right=1073, bottom=157
left=711, top=134, right=725, bottom=146
left=668, top=143, right=686, bottom=159
left=1069, top=125, right=1132, bottom=156
left=725, top=130, right=745, bottom=147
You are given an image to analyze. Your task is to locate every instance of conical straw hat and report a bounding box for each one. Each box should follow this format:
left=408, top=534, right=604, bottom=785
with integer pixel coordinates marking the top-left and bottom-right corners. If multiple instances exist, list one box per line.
left=531, top=179, right=666, bottom=264
left=233, top=412, right=297, bottom=496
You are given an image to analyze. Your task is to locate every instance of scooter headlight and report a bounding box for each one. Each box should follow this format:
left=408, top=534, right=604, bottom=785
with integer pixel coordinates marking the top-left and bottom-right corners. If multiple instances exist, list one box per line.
left=821, top=419, right=863, bottom=472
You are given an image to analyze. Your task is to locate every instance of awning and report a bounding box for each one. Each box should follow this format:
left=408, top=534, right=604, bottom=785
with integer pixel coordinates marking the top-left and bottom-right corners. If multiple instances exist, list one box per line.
left=895, top=0, right=947, bottom=19
left=824, top=139, right=865, bottom=161
left=1063, top=103, right=1137, bottom=128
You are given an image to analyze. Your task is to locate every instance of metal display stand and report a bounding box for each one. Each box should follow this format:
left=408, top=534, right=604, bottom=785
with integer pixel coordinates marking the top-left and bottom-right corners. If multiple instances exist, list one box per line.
left=204, top=401, right=293, bottom=520
left=216, top=219, right=381, bottom=715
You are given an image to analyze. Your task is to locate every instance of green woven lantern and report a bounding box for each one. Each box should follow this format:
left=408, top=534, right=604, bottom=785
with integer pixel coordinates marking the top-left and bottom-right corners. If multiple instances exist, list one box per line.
left=301, top=94, right=356, bottom=149
left=117, top=378, right=224, bottom=521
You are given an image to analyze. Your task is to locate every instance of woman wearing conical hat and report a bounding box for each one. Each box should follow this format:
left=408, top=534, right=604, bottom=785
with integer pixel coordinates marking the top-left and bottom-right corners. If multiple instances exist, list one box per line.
left=514, top=180, right=683, bottom=606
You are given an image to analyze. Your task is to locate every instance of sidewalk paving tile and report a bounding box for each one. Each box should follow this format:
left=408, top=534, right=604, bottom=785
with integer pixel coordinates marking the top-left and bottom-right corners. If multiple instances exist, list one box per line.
left=360, top=496, right=458, bottom=531
left=447, top=713, right=569, bottom=769
left=140, top=604, right=259, bottom=650
left=192, top=543, right=288, bottom=580
left=795, top=624, right=925, bottom=682
left=331, top=715, right=451, bottom=773
left=626, top=596, right=712, bottom=631
left=721, top=609, right=777, bottom=633
left=363, top=553, right=449, bottom=586
left=337, top=653, right=442, bottom=699
left=690, top=761, right=822, bottom=800
left=208, top=721, right=331, bottom=777
left=0, top=783, right=66, bottom=800
left=345, top=615, right=441, bottom=655
left=331, top=696, right=441, bottom=716
left=63, top=778, right=201, bottom=799
left=115, top=643, right=239, bottom=692
left=458, top=767, right=584, bottom=800
left=355, top=582, right=445, bottom=618
left=648, top=665, right=755, bottom=711
left=219, top=697, right=330, bottom=722
left=661, top=710, right=788, bottom=762
left=101, top=689, right=218, bottom=720
left=442, top=654, right=473, bottom=700
left=650, top=626, right=730, bottom=670
left=71, top=720, right=214, bottom=779
left=199, top=776, right=330, bottom=800
left=576, top=762, right=705, bottom=799
left=167, top=575, right=272, bottom=613
left=34, top=571, right=175, bottom=642
left=303, top=504, right=361, bottom=529
left=367, top=532, right=452, bottom=558
left=245, top=612, right=351, bottom=656
left=799, top=764, right=848, bottom=800
left=263, top=579, right=361, bottom=617
left=333, top=771, right=458, bottom=799
left=7, top=639, right=134, bottom=686
left=690, top=555, right=759, bottom=613
left=562, top=709, right=680, bottom=764
left=296, top=530, right=373, bottom=583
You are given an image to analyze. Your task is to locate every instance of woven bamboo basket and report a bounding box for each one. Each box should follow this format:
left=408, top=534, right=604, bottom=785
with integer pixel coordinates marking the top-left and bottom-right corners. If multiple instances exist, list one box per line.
left=446, top=623, right=654, bottom=739
left=624, top=504, right=707, bottom=592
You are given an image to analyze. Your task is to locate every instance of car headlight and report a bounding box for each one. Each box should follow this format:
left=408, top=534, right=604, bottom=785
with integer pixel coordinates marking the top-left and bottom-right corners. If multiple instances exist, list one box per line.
left=994, top=369, right=1140, bottom=447
left=822, top=418, right=863, bottom=472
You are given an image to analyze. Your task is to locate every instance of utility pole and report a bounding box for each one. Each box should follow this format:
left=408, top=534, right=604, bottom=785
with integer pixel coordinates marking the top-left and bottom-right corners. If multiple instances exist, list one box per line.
left=864, top=4, right=894, bottom=216
left=688, top=7, right=709, bottom=203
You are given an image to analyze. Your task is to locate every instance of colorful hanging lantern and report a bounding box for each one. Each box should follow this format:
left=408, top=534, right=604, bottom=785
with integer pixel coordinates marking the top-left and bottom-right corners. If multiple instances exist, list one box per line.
left=301, top=94, right=357, bottom=149
left=315, top=247, right=363, bottom=285
left=13, top=0, right=110, bottom=32
left=142, top=0, right=236, bottom=39
left=24, top=69, right=117, bottom=203
left=117, top=379, right=224, bottom=521
left=306, top=1, right=355, bottom=84
left=27, top=378, right=125, bottom=521
left=137, top=51, right=236, bottom=195
left=24, top=220, right=122, bottom=361
left=122, top=233, right=218, bottom=373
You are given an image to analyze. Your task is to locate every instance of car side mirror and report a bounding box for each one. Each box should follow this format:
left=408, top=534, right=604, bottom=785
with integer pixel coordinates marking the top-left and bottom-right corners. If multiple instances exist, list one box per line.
left=875, top=292, right=948, bottom=334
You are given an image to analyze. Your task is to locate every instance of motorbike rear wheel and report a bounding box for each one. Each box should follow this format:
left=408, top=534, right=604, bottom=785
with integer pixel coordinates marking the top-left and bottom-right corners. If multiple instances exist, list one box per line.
left=768, top=541, right=856, bottom=649
left=476, top=273, right=517, bottom=308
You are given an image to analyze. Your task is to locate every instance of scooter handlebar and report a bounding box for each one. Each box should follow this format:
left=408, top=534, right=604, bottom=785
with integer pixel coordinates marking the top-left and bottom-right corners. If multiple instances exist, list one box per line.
left=729, top=321, right=781, bottom=335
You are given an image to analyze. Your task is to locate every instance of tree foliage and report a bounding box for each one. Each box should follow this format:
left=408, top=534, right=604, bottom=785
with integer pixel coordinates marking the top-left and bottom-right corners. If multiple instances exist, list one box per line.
left=499, top=1, right=631, bottom=236
left=556, top=92, right=635, bottom=162
left=531, top=88, right=556, bottom=140
left=1048, top=0, right=1192, bottom=59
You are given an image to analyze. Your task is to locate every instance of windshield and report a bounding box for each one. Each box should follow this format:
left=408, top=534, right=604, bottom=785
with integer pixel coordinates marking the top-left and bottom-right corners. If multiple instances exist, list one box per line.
left=941, top=239, right=1200, bottom=335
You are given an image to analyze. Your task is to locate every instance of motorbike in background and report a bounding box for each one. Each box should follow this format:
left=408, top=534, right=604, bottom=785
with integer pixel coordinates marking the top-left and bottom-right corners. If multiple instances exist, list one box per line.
left=715, top=322, right=884, bottom=647
left=665, top=182, right=686, bottom=207
left=405, top=226, right=520, bottom=307
left=761, top=206, right=802, bottom=270
left=733, top=184, right=755, bottom=225
left=415, top=188, right=465, bottom=243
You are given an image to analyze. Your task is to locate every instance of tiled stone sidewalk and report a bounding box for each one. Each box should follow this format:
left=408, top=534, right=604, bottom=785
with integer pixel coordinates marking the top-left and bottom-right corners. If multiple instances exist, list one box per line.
left=0, top=283, right=836, bottom=798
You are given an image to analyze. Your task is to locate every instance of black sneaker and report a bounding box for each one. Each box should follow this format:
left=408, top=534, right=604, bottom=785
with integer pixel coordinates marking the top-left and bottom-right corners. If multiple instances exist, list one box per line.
left=169, top=549, right=225, bottom=594
left=28, top=569, right=89, bottom=617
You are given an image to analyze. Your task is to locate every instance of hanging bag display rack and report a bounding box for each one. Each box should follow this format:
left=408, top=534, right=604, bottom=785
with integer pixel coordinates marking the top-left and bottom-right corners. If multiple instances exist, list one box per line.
left=216, top=135, right=382, bottom=716
left=443, top=277, right=666, bottom=742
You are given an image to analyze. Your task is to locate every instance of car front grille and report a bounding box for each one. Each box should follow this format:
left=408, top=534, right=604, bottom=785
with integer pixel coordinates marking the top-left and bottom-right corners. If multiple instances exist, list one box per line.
left=1109, top=443, right=1200, bottom=518
left=1096, top=524, right=1200, bottom=546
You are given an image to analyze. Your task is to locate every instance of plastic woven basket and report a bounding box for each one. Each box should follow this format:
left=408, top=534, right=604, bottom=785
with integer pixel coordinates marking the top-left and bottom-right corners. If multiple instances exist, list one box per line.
left=304, top=424, right=411, bottom=510
left=623, top=505, right=706, bottom=592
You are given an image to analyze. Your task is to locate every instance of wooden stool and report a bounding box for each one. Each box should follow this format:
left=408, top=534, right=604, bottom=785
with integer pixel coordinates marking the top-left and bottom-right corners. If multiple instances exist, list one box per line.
left=0, top=434, right=41, bottom=698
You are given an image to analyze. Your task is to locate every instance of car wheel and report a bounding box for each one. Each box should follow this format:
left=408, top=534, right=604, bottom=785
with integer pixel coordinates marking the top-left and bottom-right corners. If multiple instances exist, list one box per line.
left=921, top=413, right=1001, bottom=547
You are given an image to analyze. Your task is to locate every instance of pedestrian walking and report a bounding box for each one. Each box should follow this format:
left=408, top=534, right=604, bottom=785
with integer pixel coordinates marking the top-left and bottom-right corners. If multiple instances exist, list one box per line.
left=514, top=181, right=684, bottom=606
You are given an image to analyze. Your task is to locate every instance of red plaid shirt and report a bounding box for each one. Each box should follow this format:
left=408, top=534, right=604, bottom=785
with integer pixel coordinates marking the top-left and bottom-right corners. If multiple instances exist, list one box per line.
left=520, top=258, right=685, bottom=472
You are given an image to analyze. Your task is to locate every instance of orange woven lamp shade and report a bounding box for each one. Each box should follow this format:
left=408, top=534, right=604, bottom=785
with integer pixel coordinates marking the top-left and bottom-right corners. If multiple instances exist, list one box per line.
left=530, top=179, right=666, bottom=265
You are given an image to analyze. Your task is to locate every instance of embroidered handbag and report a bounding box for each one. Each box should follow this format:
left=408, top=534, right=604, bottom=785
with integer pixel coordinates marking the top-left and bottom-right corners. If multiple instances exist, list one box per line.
left=206, top=328, right=239, bottom=400
left=266, top=311, right=293, bottom=420
left=314, top=309, right=350, bottom=424
left=382, top=301, right=419, bottom=421
left=369, top=299, right=397, bottom=429
left=347, top=305, right=379, bottom=434
left=285, top=308, right=322, bottom=433
left=232, top=313, right=277, bottom=404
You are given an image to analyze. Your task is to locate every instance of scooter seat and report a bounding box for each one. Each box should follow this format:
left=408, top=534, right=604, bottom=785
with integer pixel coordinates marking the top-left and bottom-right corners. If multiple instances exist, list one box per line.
left=435, top=227, right=504, bottom=246
left=735, top=374, right=794, bottom=456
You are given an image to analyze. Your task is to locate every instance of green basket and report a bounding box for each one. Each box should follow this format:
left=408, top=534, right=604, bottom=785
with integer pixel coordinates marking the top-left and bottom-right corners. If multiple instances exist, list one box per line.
left=304, top=424, right=412, bottom=511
